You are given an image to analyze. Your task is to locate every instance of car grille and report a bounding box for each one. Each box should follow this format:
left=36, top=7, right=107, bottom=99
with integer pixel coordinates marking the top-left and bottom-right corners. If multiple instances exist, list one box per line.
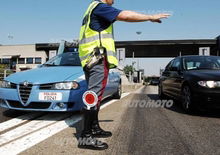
left=11, top=83, right=17, bottom=89
left=39, top=84, right=53, bottom=90
left=19, top=84, right=33, bottom=104
left=7, top=100, right=51, bottom=109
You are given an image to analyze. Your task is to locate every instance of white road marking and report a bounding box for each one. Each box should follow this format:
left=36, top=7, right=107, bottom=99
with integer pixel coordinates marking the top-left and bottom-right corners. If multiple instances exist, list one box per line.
left=133, top=85, right=146, bottom=94
left=0, top=113, right=71, bottom=146
left=0, top=112, right=44, bottom=133
left=0, top=115, right=81, bottom=155
left=0, top=93, right=130, bottom=154
left=100, top=93, right=130, bottom=110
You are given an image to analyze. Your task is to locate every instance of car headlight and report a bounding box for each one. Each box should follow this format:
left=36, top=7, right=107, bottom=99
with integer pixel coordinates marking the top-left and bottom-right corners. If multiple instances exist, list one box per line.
left=0, top=81, right=12, bottom=88
left=198, top=81, right=220, bottom=88
left=52, top=81, right=79, bottom=90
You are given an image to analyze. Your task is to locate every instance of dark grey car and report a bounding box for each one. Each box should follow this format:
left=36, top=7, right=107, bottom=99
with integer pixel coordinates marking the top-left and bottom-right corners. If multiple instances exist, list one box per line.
left=159, top=55, right=220, bottom=112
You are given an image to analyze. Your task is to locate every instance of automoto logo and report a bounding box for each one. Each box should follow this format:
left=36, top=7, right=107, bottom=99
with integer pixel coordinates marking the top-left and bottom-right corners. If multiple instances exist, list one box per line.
left=126, top=99, right=174, bottom=108
left=78, top=137, right=104, bottom=146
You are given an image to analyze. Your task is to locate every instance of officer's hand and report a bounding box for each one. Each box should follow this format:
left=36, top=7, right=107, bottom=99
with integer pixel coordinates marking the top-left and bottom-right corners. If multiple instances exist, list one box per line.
left=150, top=14, right=171, bottom=23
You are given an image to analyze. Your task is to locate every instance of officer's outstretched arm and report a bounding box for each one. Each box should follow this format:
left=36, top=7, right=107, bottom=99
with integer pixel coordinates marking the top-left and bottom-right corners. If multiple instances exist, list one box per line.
left=116, top=11, right=170, bottom=23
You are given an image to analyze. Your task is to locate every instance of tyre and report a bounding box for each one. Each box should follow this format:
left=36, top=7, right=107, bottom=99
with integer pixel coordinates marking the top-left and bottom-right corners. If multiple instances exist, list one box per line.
left=181, top=85, right=195, bottom=113
left=113, top=82, right=121, bottom=99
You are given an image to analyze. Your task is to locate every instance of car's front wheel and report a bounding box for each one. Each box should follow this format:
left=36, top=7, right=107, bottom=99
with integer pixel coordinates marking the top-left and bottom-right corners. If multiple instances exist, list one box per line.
left=113, top=82, right=122, bottom=99
left=181, top=85, right=195, bottom=113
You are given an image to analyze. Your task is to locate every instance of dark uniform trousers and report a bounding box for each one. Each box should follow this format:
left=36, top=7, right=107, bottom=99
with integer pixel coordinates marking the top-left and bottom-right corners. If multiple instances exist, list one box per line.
left=83, top=57, right=109, bottom=110
left=81, top=57, right=109, bottom=135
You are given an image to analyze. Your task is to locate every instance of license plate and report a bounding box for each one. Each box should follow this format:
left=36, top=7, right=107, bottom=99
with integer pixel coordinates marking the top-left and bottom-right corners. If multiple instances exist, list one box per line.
left=39, top=92, right=62, bottom=101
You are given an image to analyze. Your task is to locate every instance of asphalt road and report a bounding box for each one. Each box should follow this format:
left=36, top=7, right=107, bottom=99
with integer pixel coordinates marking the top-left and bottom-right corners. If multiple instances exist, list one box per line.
left=1, top=86, right=220, bottom=155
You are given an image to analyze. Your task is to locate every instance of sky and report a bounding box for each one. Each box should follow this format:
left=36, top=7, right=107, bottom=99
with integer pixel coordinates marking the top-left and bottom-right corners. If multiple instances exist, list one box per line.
left=0, top=0, right=220, bottom=45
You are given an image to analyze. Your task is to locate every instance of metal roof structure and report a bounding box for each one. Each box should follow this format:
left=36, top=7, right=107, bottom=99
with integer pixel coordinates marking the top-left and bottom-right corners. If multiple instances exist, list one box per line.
left=35, top=38, right=219, bottom=58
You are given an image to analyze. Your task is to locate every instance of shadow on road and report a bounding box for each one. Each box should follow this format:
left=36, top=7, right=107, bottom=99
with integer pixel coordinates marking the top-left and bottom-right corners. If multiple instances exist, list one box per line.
left=2, top=109, right=28, bottom=118
left=147, top=94, right=220, bottom=119
left=0, top=108, right=29, bottom=123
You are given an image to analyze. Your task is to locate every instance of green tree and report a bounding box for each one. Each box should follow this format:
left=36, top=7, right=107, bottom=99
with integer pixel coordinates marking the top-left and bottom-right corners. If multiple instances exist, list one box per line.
left=0, top=64, right=8, bottom=72
left=123, top=65, right=135, bottom=77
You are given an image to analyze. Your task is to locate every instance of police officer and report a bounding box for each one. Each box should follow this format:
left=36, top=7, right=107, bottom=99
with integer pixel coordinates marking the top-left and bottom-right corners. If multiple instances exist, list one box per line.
left=78, top=0, right=170, bottom=150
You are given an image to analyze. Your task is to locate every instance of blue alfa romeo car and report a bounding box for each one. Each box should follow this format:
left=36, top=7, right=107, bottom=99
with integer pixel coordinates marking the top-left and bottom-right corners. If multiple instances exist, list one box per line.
left=0, top=51, right=121, bottom=112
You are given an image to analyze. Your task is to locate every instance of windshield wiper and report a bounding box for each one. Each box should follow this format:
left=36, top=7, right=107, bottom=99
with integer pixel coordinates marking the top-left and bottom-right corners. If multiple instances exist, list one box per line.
left=43, top=64, right=59, bottom=67
left=60, top=64, right=81, bottom=66
left=60, top=64, right=74, bottom=66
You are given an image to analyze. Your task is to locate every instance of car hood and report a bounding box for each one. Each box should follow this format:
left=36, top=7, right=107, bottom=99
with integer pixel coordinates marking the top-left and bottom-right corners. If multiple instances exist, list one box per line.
left=5, top=66, right=84, bottom=84
left=186, top=70, right=220, bottom=81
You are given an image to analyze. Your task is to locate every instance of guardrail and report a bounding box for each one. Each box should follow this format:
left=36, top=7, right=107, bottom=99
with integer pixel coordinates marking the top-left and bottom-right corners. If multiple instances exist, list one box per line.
left=0, top=69, right=14, bottom=81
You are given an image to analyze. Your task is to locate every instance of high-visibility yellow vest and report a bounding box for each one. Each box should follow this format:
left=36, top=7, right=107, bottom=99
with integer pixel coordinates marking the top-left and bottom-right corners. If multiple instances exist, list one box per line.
left=79, top=1, right=118, bottom=69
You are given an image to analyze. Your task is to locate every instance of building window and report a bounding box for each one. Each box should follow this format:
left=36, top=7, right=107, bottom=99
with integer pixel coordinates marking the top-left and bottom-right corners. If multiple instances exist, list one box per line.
left=2, top=58, right=10, bottom=64
left=18, top=58, right=25, bottom=64
left=35, top=57, right=42, bottom=64
left=26, top=58, right=34, bottom=64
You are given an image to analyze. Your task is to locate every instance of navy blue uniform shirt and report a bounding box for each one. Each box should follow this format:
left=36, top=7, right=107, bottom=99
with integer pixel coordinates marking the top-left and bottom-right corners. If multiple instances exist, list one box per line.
left=90, top=1, right=122, bottom=32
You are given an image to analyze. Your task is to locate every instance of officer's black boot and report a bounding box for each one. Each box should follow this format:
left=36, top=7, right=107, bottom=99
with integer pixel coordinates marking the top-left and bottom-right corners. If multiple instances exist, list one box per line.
left=78, top=109, right=108, bottom=150
left=91, top=110, right=112, bottom=138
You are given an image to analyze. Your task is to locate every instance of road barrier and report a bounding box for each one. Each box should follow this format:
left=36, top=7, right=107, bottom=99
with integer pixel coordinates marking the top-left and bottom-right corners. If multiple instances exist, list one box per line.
left=0, top=69, right=14, bottom=80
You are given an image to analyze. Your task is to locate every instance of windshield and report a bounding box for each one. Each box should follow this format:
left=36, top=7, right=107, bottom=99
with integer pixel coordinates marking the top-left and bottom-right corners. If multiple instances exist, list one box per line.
left=44, top=52, right=81, bottom=66
left=183, top=56, right=220, bottom=70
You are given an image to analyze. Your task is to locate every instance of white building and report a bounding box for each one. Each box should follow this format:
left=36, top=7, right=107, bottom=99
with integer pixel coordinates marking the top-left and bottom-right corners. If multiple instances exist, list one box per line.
left=0, top=44, right=47, bottom=72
